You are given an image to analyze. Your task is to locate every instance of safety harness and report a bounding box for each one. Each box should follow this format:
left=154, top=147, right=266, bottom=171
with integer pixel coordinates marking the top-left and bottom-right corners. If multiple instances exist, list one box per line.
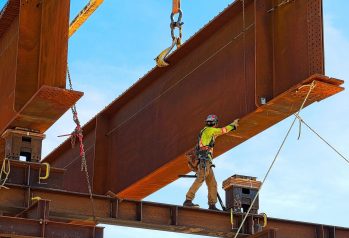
left=195, top=127, right=215, bottom=160
left=186, top=127, right=214, bottom=172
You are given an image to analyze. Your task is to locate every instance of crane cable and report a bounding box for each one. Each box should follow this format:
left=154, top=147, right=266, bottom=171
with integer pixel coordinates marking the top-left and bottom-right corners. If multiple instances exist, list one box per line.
left=66, top=66, right=96, bottom=220
left=233, top=81, right=316, bottom=238
left=155, top=0, right=183, bottom=67
left=171, top=0, right=182, bottom=46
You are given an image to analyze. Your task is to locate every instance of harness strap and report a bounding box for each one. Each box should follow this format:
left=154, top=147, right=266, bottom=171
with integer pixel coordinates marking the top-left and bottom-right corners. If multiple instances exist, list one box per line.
left=198, top=127, right=214, bottom=149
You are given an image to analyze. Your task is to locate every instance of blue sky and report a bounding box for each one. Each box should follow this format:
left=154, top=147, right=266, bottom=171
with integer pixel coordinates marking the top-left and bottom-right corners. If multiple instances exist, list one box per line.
left=1, top=0, right=347, bottom=237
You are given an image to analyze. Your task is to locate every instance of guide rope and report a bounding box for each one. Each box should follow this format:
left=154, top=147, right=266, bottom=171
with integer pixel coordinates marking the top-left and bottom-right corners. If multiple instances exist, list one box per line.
left=232, top=81, right=316, bottom=238
left=295, top=114, right=349, bottom=165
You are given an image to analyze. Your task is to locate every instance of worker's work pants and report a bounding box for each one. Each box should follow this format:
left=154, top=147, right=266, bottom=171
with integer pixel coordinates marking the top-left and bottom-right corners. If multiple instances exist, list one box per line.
left=185, top=161, right=217, bottom=205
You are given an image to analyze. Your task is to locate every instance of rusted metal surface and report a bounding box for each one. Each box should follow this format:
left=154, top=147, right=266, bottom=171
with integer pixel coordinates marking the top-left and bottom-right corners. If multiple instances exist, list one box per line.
left=267, top=218, right=345, bottom=238
left=0, top=86, right=83, bottom=160
left=248, top=229, right=276, bottom=238
left=0, top=0, right=82, bottom=159
left=224, top=175, right=260, bottom=213
left=43, top=0, right=338, bottom=199
left=2, top=129, right=46, bottom=162
left=0, top=0, right=19, bottom=38
left=16, top=199, right=51, bottom=220
left=0, top=199, right=104, bottom=238
left=116, top=76, right=343, bottom=200
left=0, top=184, right=258, bottom=237
left=3, top=160, right=65, bottom=189
left=1, top=183, right=349, bottom=238
left=15, top=0, right=70, bottom=109
left=3, top=86, right=83, bottom=133
left=45, top=74, right=344, bottom=199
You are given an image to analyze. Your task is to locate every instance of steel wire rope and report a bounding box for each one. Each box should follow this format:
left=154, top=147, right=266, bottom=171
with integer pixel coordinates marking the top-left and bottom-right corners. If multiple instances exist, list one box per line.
left=232, top=81, right=316, bottom=238
left=66, top=66, right=96, bottom=220
left=295, top=115, right=349, bottom=165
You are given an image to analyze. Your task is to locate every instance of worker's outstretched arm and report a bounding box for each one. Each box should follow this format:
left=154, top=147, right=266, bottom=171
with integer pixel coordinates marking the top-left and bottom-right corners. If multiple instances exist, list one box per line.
left=212, top=119, right=239, bottom=136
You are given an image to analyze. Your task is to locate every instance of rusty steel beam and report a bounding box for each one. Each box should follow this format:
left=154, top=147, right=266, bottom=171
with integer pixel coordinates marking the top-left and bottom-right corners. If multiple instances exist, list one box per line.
left=1, top=183, right=349, bottom=238
left=0, top=199, right=103, bottom=238
left=0, top=0, right=19, bottom=38
left=44, top=75, right=344, bottom=197
left=2, top=159, right=65, bottom=189
left=248, top=229, right=276, bottom=238
left=43, top=0, right=344, bottom=200
left=0, top=216, right=103, bottom=238
left=0, top=0, right=83, bottom=158
left=0, top=184, right=258, bottom=237
left=2, top=160, right=255, bottom=237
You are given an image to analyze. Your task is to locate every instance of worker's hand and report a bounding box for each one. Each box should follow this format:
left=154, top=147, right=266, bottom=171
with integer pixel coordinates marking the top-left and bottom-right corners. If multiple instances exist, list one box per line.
left=232, top=119, right=239, bottom=128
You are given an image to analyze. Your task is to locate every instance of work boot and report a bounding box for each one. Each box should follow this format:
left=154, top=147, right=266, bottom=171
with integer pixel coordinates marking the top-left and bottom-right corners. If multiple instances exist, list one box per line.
left=183, top=200, right=199, bottom=207
left=208, top=204, right=220, bottom=211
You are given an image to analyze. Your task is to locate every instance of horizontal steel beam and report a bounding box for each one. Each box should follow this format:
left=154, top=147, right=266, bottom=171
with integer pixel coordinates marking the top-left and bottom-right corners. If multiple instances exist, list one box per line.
left=42, top=0, right=339, bottom=200
left=0, top=216, right=103, bottom=238
left=248, top=230, right=276, bottom=238
left=1, top=183, right=349, bottom=238
left=0, top=199, right=103, bottom=238
left=0, top=184, right=253, bottom=237
left=44, top=75, right=344, bottom=198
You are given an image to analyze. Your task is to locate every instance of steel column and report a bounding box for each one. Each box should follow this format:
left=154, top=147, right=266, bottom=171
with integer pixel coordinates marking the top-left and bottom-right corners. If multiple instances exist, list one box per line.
left=0, top=0, right=82, bottom=152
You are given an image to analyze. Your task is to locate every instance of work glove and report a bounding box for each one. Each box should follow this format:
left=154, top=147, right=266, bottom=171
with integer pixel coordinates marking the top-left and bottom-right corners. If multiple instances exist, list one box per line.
left=231, top=118, right=239, bottom=129
left=233, top=118, right=239, bottom=126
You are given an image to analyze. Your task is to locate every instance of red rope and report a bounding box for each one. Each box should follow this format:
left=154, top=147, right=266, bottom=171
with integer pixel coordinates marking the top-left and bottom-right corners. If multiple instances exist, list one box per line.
left=72, top=111, right=86, bottom=162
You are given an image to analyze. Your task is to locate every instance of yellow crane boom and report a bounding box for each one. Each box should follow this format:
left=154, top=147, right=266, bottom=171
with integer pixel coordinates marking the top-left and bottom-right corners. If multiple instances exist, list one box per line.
left=69, top=0, right=104, bottom=37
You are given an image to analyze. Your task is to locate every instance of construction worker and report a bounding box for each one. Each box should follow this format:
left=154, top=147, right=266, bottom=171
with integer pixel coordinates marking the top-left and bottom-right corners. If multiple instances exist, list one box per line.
left=183, top=114, right=239, bottom=210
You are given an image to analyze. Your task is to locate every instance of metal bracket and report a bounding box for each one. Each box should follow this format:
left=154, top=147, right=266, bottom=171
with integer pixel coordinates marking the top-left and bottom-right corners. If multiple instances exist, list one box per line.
left=39, top=162, right=50, bottom=184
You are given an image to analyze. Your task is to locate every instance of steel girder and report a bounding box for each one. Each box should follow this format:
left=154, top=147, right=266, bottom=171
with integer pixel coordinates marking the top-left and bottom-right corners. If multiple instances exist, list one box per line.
left=0, top=183, right=348, bottom=238
left=42, top=0, right=345, bottom=200
left=0, top=0, right=83, bottom=157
